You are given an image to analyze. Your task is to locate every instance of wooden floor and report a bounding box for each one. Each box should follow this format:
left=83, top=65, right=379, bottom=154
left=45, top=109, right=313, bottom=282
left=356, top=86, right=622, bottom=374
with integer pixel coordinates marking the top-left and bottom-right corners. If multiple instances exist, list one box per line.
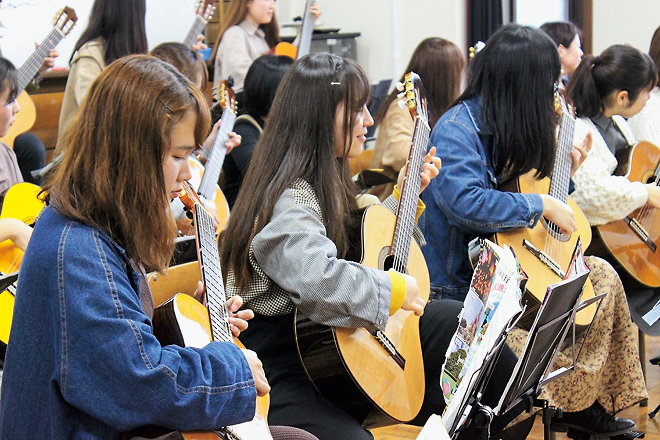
left=372, top=331, right=660, bottom=440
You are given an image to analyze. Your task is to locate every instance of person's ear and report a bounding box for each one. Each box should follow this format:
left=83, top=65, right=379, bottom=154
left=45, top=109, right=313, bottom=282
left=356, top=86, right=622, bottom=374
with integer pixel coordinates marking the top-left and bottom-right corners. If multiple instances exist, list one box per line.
left=616, top=90, right=629, bottom=107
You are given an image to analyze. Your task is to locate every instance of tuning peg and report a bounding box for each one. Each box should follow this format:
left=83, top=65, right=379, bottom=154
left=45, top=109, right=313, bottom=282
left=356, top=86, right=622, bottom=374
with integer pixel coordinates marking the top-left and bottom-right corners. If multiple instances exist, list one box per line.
left=395, top=82, right=404, bottom=92
left=397, top=92, right=406, bottom=100
left=398, top=99, right=407, bottom=109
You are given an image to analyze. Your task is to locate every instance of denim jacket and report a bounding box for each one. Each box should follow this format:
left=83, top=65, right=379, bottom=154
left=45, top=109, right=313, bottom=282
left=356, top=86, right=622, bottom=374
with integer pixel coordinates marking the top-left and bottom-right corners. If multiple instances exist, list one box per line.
left=420, top=97, right=544, bottom=301
left=0, top=206, right=256, bottom=439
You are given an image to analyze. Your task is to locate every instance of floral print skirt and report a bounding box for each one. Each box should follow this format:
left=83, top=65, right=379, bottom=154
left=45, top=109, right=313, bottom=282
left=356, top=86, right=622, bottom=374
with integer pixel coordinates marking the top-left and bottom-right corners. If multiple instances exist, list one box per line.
left=506, top=256, right=648, bottom=414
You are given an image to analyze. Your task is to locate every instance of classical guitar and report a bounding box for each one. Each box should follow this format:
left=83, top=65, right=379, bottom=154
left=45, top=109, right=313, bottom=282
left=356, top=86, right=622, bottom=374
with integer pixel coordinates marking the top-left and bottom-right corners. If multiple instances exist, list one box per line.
left=294, top=72, right=430, bottom=428
left=0, top=182, right=45, bottom=355
left=0, top=7, right=77, bottom=148
left=183, top=0, right=216, bottom=48
left=595, top=141, right=660, bottom=287
left=179, top=81, right=235, bottom=235
left=274, top=0, right=314, bottom=59
left=494, top=92, right=597, bottom=331
left=152, top=181, right=272, bottom=440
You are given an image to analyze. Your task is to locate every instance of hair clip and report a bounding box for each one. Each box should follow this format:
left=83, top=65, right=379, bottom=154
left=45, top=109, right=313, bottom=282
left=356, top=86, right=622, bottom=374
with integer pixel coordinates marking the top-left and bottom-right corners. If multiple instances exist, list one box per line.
left=331, top=82, right=341, bottom=86
left=157, top=98, right=172, bottom=113
left=469, top=41, right=485, bottom=59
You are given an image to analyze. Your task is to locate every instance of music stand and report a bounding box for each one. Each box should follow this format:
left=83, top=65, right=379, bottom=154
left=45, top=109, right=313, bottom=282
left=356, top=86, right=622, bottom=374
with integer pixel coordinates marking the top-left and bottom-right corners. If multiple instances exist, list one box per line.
left=496, top=271, right=605, bottom=440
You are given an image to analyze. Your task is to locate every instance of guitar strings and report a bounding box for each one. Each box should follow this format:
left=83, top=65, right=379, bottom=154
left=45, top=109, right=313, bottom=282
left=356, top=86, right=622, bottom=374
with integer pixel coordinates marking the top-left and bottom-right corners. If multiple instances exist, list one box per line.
left=634, top=162, right=660, bottom=229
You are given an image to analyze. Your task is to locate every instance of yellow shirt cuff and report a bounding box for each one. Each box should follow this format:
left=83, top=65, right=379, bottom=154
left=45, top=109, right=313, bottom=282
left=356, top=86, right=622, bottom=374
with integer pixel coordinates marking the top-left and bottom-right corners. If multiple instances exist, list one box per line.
left=392, top=185, right=426, bottom=223
left=387, top=269, right=406, bottom=315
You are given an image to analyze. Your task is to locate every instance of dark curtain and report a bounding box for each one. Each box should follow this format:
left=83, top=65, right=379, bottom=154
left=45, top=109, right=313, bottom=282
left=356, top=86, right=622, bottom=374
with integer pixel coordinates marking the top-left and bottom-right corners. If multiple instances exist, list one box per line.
left=467, top=0, right=504, bottom=51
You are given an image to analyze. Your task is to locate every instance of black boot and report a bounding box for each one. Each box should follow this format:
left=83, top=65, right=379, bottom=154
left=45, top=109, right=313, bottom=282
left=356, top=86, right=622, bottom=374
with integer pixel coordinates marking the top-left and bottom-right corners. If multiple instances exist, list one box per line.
left=551, top=401, right=635, bottom=436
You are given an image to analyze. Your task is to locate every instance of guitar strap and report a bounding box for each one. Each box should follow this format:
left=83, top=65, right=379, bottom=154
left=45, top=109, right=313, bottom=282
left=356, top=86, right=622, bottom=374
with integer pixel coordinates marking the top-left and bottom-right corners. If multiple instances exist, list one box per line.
left=235, top=115, right=263, bottom=134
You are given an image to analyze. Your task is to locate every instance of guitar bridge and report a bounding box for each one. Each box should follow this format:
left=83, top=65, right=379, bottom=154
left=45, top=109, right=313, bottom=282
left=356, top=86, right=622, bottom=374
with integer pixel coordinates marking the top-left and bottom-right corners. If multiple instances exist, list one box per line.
left=522, top=239, right=566, bottom=278
left=625, top=216, right=657, bottom=253
left=368, top=328, right=406, bottom=370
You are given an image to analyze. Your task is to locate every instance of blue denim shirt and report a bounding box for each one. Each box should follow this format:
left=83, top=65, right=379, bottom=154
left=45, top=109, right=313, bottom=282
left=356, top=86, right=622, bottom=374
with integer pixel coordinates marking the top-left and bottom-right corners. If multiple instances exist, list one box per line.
left=0, top=206, right=256, bottom=439
left=420, top=97, right=544, bottom=301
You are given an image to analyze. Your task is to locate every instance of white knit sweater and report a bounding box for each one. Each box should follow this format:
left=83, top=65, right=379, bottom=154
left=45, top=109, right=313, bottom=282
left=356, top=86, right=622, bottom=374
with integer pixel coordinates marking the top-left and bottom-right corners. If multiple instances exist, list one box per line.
left=571, top=115, right=649, bottom=225
left=627, top=87, right=660, bottom=146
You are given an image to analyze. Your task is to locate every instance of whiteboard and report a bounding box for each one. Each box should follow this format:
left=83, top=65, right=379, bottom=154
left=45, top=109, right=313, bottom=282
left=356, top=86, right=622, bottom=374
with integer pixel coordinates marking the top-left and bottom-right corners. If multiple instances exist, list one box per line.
left=0, top=0, right=200, bottom=70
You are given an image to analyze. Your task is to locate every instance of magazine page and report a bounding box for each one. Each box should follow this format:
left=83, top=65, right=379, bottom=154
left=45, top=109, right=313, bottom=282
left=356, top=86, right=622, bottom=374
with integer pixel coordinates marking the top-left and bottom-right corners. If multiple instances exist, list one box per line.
left=440, top=239, right=524, bottom=432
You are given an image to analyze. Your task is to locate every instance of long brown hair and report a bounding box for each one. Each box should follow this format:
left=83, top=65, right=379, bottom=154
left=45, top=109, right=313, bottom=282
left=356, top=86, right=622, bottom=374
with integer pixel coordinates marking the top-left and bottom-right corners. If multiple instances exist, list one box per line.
left=650, top=25, right=660, bottom=68
left=43, top=55, right=210, bottom=271
left=376, top=38, right=465, bottom=128
left=211, top=0, right=280, bottom=64
left=221, top=53, right=371, bottom=291
left=150, top=42, right=209, bottom=91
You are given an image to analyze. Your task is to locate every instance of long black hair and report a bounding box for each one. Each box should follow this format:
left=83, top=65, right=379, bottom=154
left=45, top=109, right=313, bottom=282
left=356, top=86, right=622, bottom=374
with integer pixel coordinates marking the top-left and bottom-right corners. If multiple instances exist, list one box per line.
left=457, top=24, right=561, bottom=181
left=567, top=45, right=658, bottom=118
left=242, top=54, right=294, bottom=119
left=71, top=0, right=148, bottom=66
left=221, top=53, right=371, bottom=290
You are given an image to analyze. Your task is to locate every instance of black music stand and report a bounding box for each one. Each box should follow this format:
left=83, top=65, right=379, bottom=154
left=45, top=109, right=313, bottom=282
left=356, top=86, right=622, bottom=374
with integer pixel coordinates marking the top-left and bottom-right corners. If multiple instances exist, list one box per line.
left=447, top=271, right=604, bottom=440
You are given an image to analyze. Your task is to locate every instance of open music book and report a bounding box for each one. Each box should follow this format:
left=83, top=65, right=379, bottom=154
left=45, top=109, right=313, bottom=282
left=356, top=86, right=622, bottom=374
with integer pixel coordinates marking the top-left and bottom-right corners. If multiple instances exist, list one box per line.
left=440, top=239, right=526, bottom=432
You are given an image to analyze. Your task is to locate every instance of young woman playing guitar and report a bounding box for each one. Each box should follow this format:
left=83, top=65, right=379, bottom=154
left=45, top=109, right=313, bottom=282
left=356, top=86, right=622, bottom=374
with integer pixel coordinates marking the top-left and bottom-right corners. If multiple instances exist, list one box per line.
left=219, top=52, right=534, bottom=440
left=0, top=54, right=318, bottom=440
left=421, top=24, right=645, bottom=439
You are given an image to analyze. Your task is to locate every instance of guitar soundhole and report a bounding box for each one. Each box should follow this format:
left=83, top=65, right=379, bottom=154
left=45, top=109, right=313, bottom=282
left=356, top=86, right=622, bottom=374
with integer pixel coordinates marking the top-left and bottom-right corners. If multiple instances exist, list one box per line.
left=541, top=218, right=570, bottom=243
left=382, top=253, right=394, bottom=271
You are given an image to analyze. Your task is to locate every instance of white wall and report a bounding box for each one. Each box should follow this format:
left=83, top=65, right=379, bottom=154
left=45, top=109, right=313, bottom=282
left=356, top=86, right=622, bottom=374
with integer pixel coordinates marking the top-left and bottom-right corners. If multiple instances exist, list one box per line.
left=276, top=0, right=466, bottom=84
left=0, top=0, right=202, bottom=70
left=1, top=0, right=466, bottom=89
left=592, top=0, right=660, bottom=54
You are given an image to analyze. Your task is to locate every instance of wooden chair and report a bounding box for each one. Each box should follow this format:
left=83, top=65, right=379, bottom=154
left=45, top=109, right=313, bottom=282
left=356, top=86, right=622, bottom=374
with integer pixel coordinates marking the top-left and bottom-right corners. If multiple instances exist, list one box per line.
left=348, top=148, right=374, bottom=177
left=147, top=261, right=200, bottom=308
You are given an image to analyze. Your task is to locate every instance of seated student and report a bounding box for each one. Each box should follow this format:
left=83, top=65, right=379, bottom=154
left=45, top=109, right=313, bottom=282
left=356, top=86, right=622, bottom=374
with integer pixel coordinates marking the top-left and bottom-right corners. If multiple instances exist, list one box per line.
left=0, top=55, right=318, bottom=440
left=540, top=21, right=583, bottom=87
left=420, top=24, right=643, bottom=438
left=369, top=37, right=465, bottom=200
left=223, top=54, right=293, bottom=208
left=220, top=52, right=533, bottom=440
left=212, top=0, right=320, bottom=90
left=627, top=25, right=660, bottom=146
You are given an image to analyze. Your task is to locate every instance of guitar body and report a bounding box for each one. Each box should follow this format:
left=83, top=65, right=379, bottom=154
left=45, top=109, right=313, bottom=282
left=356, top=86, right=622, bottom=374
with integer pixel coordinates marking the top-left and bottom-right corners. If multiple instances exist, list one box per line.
left=597, top=141, right=660, bottom=287
left=495, top=172, right=598, bottom=330
left=273, top=42, right=297, bottom=59
left=0, top=92, right=36, bottom=148
left=0, top=182, right=44, bottom=274
left=153, top=293, right=272, bottom=440
left=295, top=203, right=428, bottom=428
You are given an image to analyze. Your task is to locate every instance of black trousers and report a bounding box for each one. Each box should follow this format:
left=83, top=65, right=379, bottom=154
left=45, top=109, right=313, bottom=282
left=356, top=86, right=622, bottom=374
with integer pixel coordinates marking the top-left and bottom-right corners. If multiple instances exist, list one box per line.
left=13, top=133, right=46, bottom=185
left=240, top=299, right=522, bottom=440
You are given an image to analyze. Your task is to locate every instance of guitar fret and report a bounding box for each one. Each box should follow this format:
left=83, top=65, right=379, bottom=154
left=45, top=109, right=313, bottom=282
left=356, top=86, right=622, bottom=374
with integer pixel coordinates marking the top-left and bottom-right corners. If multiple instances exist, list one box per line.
left=17, top=28, right=64, bottom=93
left=198, top=109, right=236, bottom=199
left=184, top=15, right=206, bottom=48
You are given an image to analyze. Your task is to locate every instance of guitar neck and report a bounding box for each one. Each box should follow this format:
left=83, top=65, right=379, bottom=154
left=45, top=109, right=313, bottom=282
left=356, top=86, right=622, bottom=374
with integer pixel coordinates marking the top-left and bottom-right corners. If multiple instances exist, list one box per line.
left=548, top=103, right=576, bottom=203
left=184, top=15, right=207, bottom=48
left=17, top=27, right=65, bottom=93
left=296, top=0, right=314, bottom=59
left=193, top=202, right=233, bottom=343
left=390, top=116, right=431, bottom=271
left=198, top=108, right=236, bottom=199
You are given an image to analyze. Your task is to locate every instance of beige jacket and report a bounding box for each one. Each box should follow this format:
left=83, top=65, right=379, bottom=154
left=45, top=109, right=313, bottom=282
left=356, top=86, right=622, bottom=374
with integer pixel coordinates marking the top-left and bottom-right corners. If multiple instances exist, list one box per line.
left=55, top=39, right=106, bottom=155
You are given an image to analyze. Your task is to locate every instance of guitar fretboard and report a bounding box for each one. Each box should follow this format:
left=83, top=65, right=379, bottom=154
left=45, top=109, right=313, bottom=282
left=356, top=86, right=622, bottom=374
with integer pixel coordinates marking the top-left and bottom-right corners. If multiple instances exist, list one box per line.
left=17, top=27, right=65, bottom=93
left=296, top=0, right=314, bottom=59
left=549, top=103, right=576, bottom=204
left=184, top=15, right=208, bottom=48
left=198, top=107, right=236, bottom=200
left=391, top=114, right=431, bottom=273
left=194, top=202, right=233, bottom=343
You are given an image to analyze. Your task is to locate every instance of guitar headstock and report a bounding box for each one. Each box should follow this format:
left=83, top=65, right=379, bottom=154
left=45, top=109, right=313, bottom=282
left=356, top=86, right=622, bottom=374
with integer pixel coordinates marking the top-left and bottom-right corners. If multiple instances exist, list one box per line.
left=397, top=72, right=429, bottom=123
left=212, top=79, right=237, bottom=115
left=194, top=0, right=216, bottom=22
left=53, top=7, right=77, bottom=36
left=179, top=181, right=203, bottom=215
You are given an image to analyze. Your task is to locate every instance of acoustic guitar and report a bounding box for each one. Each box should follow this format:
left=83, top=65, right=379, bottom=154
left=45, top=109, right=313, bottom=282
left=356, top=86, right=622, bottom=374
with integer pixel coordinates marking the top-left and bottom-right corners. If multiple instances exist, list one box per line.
left=0, top=182, right=45, bottom=352
left=494, top=92, right=597, bottom=331
left=0, top=7, right=77, bottom=148
left=152, top=181, right=272, bottom=440
left=183, top=0, right=216, bottom=48
left=595, top=141, right=660, bottom=287
left=274, top=0, right=314, bottom=59
left=294, top=72, right=430, bottom=428
left=178, top=81, right=235, bottom=235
